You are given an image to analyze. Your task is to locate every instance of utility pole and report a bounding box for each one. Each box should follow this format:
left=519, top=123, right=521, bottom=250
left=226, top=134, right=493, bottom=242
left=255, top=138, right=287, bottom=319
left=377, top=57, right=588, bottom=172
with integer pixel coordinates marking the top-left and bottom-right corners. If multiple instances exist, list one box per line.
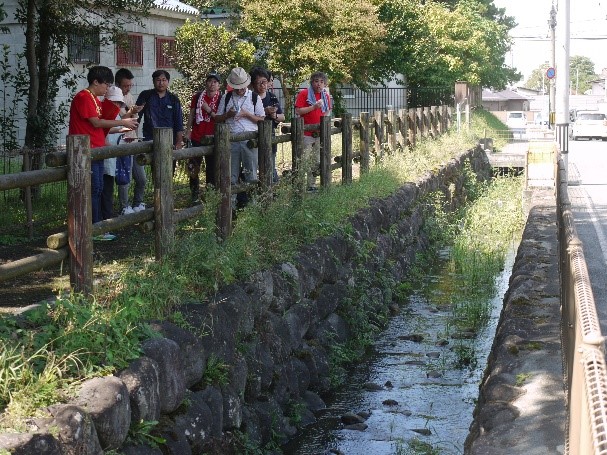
left=555, top=0, right=570, bottom=175
left=549, top=3, right=556, bottom=128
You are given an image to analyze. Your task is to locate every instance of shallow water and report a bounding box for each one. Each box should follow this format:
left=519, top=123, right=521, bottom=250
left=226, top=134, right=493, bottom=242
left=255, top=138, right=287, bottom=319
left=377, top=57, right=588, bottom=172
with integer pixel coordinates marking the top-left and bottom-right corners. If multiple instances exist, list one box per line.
left=283, top=247, right=517, bottom=455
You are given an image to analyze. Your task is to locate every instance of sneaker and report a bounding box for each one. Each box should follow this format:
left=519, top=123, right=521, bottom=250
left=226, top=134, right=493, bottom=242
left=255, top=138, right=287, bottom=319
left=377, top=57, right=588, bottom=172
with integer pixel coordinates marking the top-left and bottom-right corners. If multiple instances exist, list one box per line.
left=132, top=203, right=145, bottom=212
left=93, top=233, right=117, bottom=241
left=121, top=206, right=134, bottom=215
left=307, top=186, right=318, bottom=193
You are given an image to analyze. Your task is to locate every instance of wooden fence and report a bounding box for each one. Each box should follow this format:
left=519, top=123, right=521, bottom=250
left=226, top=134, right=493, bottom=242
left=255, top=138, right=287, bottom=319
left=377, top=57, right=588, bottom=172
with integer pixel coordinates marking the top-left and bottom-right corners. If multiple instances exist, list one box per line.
left=0, top=106, right=452, bottom=294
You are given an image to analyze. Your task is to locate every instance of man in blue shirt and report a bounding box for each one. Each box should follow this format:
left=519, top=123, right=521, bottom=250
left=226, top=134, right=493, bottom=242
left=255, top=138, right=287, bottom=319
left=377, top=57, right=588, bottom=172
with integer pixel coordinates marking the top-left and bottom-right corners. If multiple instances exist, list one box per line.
left=136, top=70, right=184, bottom=150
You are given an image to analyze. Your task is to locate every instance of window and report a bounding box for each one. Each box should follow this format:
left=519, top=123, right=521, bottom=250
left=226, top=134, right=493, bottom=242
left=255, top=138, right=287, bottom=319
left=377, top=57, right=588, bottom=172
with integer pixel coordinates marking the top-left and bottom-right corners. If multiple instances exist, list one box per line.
left=155, top=37, right=176, bottom=68
left=116, top=34, right=143, bottom=66
left=68, top=29, right=100, bottom=64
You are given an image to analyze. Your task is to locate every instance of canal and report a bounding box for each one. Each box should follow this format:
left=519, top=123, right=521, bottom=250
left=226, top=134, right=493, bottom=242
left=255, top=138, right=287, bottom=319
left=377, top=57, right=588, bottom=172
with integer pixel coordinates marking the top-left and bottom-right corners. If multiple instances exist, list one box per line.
left=283, top=243, right=518, bottom=455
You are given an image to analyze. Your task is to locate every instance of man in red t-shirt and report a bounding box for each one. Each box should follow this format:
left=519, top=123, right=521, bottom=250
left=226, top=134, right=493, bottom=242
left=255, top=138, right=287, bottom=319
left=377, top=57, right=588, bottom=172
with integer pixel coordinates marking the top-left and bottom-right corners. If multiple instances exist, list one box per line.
left=184, top=72, right=222, bottom=203
left=68, top=66, right=138, bottom=225
left=294, top=71, right=332, bottom=190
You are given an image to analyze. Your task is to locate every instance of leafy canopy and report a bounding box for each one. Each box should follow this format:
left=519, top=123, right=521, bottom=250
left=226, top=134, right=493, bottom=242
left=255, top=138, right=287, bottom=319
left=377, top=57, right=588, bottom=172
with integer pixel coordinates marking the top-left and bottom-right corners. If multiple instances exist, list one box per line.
left=237, top=0, right=386, bottom=89
left=376, top=0, right=519, bottom=88
left=170, top=19, right=255, bottom=94
left=524, top=55, right=598, bottom=94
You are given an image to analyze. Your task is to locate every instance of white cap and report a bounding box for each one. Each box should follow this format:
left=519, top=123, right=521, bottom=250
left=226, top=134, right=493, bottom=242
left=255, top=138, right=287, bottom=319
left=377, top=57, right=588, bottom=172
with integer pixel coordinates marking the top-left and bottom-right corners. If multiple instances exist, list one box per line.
left=105, top=85, right=125, bottom=106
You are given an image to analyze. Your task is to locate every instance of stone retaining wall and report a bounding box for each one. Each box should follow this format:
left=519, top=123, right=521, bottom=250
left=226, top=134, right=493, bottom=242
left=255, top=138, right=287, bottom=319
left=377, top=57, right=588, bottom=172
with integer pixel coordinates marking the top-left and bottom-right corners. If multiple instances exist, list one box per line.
left=0, top=148, right=492, bottom=455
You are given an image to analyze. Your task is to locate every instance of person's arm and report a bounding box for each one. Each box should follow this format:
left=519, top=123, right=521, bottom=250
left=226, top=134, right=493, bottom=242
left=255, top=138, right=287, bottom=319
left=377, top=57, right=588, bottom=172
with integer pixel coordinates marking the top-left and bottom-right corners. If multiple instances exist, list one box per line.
left=174, top=100, right=185, bottom=149
left=240, top=95, right=265, bottom=122
left=213, top=97, right=235, bottom=123
left=295, top=100, right=323, bottom=116
left=121, top=105, right=144, bottom=119
left=185, top=107, right=195, bottom=140
left=88, top=116, right=138, bottom=130
left=175, top=131, right=184, bottom=149
left=273, top=98, right=285, bottom=122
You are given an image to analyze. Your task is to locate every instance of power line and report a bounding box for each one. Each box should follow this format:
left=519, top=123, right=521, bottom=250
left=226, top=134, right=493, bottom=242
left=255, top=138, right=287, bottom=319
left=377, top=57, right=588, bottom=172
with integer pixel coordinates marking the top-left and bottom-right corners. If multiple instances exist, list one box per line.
left=511, top=36, right=607, bottom=41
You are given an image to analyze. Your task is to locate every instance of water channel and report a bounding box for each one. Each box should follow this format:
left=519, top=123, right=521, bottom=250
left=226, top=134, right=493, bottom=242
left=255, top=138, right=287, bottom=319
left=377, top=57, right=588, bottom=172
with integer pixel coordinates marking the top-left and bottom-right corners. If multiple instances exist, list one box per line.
left=283, top=245, right=518, bottom=455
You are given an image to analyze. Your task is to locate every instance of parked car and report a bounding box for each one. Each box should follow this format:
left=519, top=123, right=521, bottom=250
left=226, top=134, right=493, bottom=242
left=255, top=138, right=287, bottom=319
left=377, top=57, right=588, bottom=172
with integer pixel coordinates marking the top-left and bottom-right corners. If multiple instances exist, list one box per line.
left=506, top=111, right=527, bottom=137
left=569, top=111, right=607, bottom=141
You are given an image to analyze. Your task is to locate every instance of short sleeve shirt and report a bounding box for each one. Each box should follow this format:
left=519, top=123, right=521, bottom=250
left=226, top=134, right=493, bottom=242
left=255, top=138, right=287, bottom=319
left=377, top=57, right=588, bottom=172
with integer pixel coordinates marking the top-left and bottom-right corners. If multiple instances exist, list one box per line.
left=69, top=90, right=106, bottom=148
left=136, top=90, right=184, bottom=144
left=190, top=91, right=221, bottom=142
left=295, top=88, right=331, bottom=137
left=216, top=89, right=265, bottom=134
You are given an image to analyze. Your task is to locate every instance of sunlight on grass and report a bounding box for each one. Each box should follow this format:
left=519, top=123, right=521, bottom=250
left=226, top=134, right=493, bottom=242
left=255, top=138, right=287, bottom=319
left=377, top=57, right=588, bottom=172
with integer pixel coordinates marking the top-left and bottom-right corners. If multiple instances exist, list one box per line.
left=0, top=109, right=511, bottom=429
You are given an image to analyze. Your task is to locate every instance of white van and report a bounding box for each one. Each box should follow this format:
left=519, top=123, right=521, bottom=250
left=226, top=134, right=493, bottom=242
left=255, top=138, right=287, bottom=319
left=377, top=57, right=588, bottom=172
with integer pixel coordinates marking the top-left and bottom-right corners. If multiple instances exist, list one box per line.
left=569, top=111, right=607, bottom=141
left=506, top=111, right=526, bottom=129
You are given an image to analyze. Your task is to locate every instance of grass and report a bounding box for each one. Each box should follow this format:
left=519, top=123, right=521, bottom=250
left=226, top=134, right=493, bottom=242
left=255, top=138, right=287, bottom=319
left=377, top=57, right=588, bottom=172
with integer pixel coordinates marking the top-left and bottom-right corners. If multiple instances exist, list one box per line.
left=0, top=108, right=511, bottom=431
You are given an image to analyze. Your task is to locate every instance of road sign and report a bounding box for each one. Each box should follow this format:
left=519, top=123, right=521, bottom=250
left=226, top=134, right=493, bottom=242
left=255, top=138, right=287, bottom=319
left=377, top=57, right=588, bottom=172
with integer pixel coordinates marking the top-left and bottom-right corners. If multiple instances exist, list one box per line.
left=546, top=67, right=556, bottom=79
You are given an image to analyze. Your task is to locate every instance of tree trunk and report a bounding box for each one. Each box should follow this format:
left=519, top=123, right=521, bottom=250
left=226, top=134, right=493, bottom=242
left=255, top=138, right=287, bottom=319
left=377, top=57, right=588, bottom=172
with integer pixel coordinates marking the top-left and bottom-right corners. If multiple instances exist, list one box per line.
left=23, top=0, right=39, bottom=151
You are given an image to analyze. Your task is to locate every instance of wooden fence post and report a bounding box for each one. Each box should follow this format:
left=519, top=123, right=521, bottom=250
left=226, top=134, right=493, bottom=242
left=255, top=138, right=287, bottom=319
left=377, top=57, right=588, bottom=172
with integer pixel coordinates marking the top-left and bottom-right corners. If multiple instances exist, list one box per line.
left=417, top=107, right=428, bottom=139
left=23, top=149, right=33, bottom=238
left=66, top=134, right=93, bottom=295
left=430, top=106, right=438, bottom=138
left=215, top=123, right=232, bottom=240
left=387, top=109, right=397, bottom=152
left=447, top=105, right=453, bottom=130
left=291, top=116, right=304, bottom=190
left=320, top=115, right=332, bottom=189
left=409, top=108, right=417, bottom=147
left=359, top=112, right=370, bottom=174
left=398, top=108, right=408, bottom=148
left=341, top=112, right=352, bottom=184
left=374, top=110, right=383, bottom=160
left=153, top=127, right=175, bottom=261
left=258, top=119, right=273, bottom=191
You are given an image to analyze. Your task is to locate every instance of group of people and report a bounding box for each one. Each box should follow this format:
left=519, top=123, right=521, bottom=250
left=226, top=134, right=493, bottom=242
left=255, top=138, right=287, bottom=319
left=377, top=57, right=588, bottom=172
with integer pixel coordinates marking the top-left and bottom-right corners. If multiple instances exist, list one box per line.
left=68, top=64, right=332, bottom=239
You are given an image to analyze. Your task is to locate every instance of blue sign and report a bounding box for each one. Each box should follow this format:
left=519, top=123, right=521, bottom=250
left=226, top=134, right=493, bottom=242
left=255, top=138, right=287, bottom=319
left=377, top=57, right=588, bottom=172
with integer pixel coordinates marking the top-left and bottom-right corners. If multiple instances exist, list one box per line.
left=546, top=67, right=556, bottom=79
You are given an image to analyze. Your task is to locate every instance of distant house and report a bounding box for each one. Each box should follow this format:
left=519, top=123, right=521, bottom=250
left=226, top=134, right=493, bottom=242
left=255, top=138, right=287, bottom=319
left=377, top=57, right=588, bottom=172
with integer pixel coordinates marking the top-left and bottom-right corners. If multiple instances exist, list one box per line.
left=589, top=79, right=606, bottom=96
left=0, top=0, right=199, bottom=145
left=481, top=89, right=530, bottom=112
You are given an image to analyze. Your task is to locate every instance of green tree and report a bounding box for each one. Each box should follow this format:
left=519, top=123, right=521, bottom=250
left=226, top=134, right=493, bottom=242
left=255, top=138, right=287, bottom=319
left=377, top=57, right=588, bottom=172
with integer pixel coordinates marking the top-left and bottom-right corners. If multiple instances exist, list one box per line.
left=570, top=55, right=596, bottom=94
left=523, top=62, right=551, bottom=92
left=376, top=0, right=519, bottom=88
left=14, top=0, right=155, bottom=152
left=524, top=56, right=597, bottom=94
left=169, top=19, right=255, bottom=105
left=237, top=0, right=386, bottom=111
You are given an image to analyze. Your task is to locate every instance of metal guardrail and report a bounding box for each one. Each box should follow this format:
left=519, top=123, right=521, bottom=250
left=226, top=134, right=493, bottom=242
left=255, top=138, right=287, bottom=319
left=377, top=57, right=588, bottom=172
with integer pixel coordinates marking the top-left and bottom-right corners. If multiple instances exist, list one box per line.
left=557, top=158, right=607, bottom=455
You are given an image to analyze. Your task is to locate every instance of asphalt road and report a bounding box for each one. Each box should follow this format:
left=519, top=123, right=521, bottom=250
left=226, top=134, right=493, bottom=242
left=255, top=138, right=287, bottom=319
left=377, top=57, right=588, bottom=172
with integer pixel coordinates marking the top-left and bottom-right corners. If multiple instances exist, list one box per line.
left=567, top=138, right=607, bottom=334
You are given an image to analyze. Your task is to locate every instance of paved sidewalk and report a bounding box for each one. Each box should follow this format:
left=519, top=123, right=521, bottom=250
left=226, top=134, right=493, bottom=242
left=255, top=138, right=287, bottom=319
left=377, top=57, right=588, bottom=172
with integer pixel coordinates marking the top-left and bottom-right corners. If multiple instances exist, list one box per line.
left=465, top=189, right=566, bottom=454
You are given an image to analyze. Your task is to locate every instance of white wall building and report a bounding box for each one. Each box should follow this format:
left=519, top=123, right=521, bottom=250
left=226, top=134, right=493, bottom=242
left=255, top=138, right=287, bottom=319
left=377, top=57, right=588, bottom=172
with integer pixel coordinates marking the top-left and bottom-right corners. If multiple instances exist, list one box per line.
left=0, top=0, right=198, bottom=146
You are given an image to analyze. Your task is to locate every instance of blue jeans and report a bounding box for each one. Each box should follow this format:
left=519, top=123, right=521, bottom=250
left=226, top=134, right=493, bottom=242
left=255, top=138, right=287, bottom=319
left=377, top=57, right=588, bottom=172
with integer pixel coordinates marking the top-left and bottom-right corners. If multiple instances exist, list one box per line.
left=91, top=160, right=104, bottom=224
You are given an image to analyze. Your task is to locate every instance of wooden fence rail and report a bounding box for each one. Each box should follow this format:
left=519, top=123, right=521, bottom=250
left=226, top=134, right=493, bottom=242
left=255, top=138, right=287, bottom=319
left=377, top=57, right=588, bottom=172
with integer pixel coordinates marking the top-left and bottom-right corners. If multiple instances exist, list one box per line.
left=0, top=107, right=452, bottom=293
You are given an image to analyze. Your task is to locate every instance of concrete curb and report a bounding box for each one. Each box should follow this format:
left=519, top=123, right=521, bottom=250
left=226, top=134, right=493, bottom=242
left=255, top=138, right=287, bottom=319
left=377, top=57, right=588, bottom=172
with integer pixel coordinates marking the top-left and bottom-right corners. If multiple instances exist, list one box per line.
left=465, top=189, right=566, bottom=454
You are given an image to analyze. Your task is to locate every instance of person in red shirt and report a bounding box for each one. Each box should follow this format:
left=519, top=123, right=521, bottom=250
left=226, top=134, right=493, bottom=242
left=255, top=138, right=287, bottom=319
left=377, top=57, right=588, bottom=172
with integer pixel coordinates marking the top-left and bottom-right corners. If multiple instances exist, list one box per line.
left=184, top=72, right=222, bottom=204
left=294, top=71, right=332, bottom=190
left=68, top=66, right=138, bottom=225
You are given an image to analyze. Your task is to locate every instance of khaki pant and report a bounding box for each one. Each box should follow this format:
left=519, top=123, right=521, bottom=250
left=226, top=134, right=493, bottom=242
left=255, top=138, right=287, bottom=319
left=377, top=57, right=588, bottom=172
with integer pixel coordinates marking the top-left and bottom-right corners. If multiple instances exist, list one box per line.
left=303, top=135, right=320, bottom=188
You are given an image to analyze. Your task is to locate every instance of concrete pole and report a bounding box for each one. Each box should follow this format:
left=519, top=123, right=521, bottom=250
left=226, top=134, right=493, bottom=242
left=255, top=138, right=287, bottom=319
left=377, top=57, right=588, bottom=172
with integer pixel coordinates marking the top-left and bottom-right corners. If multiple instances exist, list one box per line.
left=549, top=4, right=556, bottom=128
left=555, top=0, right=570, bottom=176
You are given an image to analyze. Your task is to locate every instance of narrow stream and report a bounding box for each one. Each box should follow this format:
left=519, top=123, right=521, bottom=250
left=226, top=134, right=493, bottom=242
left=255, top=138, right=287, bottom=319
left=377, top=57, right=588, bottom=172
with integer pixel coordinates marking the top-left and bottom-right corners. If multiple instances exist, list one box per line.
left=283, top=245, right=518, bottom=455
